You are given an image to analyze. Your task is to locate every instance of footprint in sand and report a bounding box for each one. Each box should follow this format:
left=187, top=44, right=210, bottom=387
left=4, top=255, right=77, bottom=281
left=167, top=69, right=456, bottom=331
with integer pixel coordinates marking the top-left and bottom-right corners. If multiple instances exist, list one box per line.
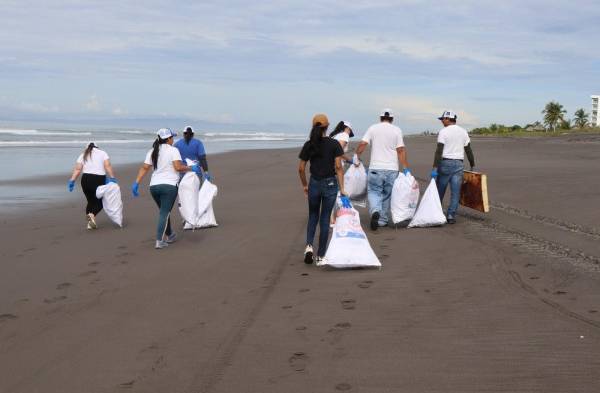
left=89, top=261, right=100, bottom=266
left=282, top=305, right=293, bottom=310
left=23, top=247, right=36, bottom=252
left=554, top=290, right=567, bottom=295
left=379, top=254, right=389, bottom=260
left=118, top=380, right=135, bottom=389
left=588, top=310, right=598, bottom=314
left=79, top=270, right=97, bottom=277
left=288, top=352, right=309, bottom=372
left=0, top=313, right=18, bottom=323
left=301, top=273, right=309, bottom=276
left=296, top=326, right=307, bottom=331
left=335, top=382, right=353, bottom=391
left=299, top=288, right=310, bottom=293
left=56, top=282, right=72, bottom=290
left=44, top=295, right=67, bottom=304
left=529, top=276, right=540, bottom=280
left=525, top=263, right=536, bottom=267
left=117, top=245, right=127, bottom=250
left=328, top=322, right=352, bottom=344
left=341, top=299, right=356, bottom=310
left=358, top=280, right=373, bottom=289
left=380, top=245, right=389, bottom=249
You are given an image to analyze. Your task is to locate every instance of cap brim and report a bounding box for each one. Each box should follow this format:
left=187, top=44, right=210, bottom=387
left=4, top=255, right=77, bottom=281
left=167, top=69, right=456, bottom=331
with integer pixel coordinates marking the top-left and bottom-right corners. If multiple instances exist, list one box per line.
left=349, top=130, right=355, bottom=137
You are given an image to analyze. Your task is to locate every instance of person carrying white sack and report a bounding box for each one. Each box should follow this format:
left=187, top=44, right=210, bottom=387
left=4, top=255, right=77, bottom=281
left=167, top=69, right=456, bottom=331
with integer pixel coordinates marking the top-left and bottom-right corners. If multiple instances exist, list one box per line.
left=68, top=142, right=117, bottom=230
left=430, top=110, right=475, bottom=224
left=354, top=108, right=411, bottom=231
left=329, top=121, right=356, bottom=226
left=131, top=128, right=201, bottom=249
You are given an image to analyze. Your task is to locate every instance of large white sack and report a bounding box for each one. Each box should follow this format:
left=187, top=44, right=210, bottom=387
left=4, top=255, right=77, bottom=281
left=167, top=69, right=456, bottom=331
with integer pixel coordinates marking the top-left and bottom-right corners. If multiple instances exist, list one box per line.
left=95, top=183, right=123, bottom=227
left=390, top=172, right=420, bottom=224
left=344, top=163, right=367, bottom=207
left=323, top=202, right=381, bottom=269
left=183, top=179, right=219, bottom=229
left=178, top=172, right=201, bottom=225
left=408, top=179, right=447, bottom=228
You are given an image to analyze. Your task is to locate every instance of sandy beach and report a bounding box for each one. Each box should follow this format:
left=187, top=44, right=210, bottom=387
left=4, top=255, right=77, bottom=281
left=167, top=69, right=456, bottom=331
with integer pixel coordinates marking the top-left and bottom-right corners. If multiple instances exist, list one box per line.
left=1, top=135, right=599, bottom=393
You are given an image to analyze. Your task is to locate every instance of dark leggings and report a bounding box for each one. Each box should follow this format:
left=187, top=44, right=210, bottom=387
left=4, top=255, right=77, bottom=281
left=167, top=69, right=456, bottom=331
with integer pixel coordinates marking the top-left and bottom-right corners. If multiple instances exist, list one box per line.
left=150, top=184, right=178, bottom=241
left=81, top=173, right=105, bottom=215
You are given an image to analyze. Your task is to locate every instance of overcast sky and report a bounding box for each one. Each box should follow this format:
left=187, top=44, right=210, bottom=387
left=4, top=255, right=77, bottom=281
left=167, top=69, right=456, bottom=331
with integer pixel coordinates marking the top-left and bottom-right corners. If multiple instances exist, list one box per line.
left=1, top=0, right=599, bottom=133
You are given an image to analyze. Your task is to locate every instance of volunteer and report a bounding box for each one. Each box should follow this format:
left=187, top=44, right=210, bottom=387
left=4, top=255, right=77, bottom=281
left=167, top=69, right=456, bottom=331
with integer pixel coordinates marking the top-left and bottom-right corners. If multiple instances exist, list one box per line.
left=132, top=128, right=201, bottom=249
left=174, top=126, right=211, bottom=180
left=354, top=108, right=410, bottom=230
left=68, top=142, right=117, bottom=230
left=329, top=121, right=355, bottom=162
left=430, top=110, right=475, bottom=224
left=298, top=114, right=347, bottom=265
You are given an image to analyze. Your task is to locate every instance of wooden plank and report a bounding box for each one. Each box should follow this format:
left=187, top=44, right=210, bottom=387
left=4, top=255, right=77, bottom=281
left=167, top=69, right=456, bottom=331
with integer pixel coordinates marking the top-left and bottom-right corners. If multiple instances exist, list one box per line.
left=460, top=170, right=490, bottom=213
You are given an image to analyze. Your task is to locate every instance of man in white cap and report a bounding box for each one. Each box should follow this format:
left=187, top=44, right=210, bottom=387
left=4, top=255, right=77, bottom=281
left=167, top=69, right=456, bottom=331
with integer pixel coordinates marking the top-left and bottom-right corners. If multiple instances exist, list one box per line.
left=355, top=108, right=410, bottom=230
left=430, top=110, right=475, bottom=224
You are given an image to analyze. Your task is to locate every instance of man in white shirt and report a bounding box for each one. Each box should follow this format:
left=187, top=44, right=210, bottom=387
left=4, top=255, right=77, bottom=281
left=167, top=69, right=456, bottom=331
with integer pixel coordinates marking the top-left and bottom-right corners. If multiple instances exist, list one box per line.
left=430, top=110, right=475, bottom=224
left=355, top=109, right=410, bottom=230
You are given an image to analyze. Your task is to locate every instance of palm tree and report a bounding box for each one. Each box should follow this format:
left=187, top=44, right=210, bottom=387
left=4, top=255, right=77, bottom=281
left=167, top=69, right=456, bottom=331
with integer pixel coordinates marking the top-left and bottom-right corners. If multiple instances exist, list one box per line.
left=573, top=108, right=589, bottom=128
left=560, top=119, right=572, bottom=130
left=542, top=101, right=567, bottom=132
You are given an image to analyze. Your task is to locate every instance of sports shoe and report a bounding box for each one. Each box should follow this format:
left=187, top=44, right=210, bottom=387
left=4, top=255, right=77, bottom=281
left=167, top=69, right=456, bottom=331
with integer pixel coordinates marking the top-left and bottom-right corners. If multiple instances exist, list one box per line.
left=304, top=245, right=314, bottom=264
left=87, top=222, right=93, bottom=230
left=166, top=233, right=177, bottom=243
left=87, top=213, right=97, bottom=229
left=315, top=256, right=327, bottom=266
left=370, top=212, right=380, bottom=231
left=447, top=217, right=456, bottom=224
left=155, top=240, right=169, bottom=249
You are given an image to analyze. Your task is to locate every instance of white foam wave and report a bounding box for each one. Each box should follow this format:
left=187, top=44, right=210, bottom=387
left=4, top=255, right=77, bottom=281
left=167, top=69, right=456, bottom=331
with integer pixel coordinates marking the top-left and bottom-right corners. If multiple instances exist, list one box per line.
left=0, top=139, right=149, bottom=147
left=207, top=136, right=305, bottom=142
left=0, top=129, right=92, bottom=136
left=117, top=130, right=153, bottom=135
left=202, top=132, right=302, bottom=138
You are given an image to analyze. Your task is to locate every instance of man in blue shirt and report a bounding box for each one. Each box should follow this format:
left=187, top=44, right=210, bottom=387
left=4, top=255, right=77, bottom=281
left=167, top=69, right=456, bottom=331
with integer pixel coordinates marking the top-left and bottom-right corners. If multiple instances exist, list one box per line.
left=174, top=126, right=211, bottom=180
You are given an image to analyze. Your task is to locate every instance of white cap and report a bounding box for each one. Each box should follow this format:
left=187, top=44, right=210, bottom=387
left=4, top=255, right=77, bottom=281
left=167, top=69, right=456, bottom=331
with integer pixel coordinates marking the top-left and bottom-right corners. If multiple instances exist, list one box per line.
left=380, top=108, right=394, bottom=118
left=157, top=127, right=177, bottom=139
left=438, top=110, right=457, bottom=120
left=343, top=121, right=353, bottom=130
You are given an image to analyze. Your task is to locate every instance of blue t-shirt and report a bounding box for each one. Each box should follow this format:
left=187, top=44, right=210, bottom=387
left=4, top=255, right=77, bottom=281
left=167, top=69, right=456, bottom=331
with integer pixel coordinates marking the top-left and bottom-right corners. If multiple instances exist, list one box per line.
left=174, top=138, right=206, bottom=163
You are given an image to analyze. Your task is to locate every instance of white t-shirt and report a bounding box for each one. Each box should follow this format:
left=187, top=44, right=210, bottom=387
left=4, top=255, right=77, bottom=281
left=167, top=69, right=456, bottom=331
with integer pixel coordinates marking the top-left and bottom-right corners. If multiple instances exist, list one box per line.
left=333, top=132, right=350, bottom=153
left=76, top=148, right=109, bottom=176
left=144, top=144, right=183, bottom=186
left=361, top=122, right=405, bottom=171
left=437, top=124, right=470, bottom=160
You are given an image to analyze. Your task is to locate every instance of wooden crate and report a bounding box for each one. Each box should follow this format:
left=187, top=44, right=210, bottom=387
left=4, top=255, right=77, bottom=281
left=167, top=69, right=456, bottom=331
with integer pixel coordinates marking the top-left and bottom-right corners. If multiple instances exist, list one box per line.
left=460, top=170, right=489, bottom=213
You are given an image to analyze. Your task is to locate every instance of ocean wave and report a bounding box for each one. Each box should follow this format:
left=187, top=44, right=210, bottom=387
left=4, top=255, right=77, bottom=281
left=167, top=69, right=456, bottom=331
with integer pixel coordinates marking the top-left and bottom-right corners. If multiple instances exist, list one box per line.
left=0, top=139, right=149, bottom=147
left=0, top=129, right=92, bottom=136
left=202, top=132, right=302, bottom=138
left=117, top=130, right=154, bottom=134
left=207, top=136, right=305, bottom=142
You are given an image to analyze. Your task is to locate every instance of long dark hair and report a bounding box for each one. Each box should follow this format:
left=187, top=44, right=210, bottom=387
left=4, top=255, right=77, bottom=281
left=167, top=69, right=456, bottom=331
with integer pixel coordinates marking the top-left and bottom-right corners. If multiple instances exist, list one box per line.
left=82, top=143, right=96, bottom=163
left=329, top=121, right=346, bottom=139
left=307, top=124, right=327, bottom=159
left=151, top=137, right=169, bottom=169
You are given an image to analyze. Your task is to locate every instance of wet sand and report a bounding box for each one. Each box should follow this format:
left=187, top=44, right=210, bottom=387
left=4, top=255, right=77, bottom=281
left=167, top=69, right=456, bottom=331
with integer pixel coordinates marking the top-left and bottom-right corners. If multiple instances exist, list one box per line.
left=0, top=135, right=599, bottom=393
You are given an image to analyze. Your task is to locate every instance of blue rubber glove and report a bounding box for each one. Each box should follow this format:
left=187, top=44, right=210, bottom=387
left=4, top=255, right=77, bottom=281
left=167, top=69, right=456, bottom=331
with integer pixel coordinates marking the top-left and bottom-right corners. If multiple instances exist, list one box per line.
left=190, top=164, right=202, bottom=175
left=203, top=171, right=212, bottom=181
left=131, top=182, right=140, bottom=197
left=68, top=180, right=75, bottom=192
left=105, top=177, right=118, bottom=184
left=402, top=168, right=411, bottom=175
left=340, top=196, right=352, bottom=209
left=430, top=168, right=438, bottom=179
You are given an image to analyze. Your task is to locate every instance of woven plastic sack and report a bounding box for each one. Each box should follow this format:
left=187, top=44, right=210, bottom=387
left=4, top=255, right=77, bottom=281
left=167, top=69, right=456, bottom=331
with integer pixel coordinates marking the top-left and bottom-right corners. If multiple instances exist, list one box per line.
left=390, top=172, right=420, bottom=225
left=408, top=179, right=447, bottom=227
left=95, top=183, right=123, bottom=227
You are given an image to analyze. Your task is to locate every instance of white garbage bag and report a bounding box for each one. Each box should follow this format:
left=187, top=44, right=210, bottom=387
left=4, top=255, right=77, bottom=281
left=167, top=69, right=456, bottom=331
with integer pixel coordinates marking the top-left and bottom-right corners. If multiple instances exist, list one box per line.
left=408, top=179, right=447, bottom=228
left=344, top=163, right=367, bottom=207
left=181, top=178, right=219, bottom=229
left=323, top=200, right=381, bottom=268
left=390, top=172, right=420, bottom=225
left=178, top=172, right=200, bottom=225
left=95, top=183, right=123, bottom=227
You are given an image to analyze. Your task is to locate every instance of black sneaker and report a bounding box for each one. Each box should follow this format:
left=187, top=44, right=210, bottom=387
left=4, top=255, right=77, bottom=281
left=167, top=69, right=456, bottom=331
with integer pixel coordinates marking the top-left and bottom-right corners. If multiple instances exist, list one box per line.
left=447, top=217, right=456, bottom=224
left=370, top=212, right=380, bottom=231
left=304, top=245, right=314, bottom=264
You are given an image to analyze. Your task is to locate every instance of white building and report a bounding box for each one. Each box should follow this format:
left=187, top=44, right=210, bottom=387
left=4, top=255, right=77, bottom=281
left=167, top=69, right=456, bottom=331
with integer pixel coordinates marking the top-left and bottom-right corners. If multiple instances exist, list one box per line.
left=593, top=95, right=600, bottom=126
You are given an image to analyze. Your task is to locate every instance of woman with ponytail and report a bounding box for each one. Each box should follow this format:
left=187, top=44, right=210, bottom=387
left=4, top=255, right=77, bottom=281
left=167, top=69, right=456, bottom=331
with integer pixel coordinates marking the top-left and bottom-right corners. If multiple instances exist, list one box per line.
left=329, top=120, right=355, bottom=162
left=132, top=128, right=201, bottom=249
left=68, top=142, right=117, bottom=230
left=298, top=114, right=347, bottom=265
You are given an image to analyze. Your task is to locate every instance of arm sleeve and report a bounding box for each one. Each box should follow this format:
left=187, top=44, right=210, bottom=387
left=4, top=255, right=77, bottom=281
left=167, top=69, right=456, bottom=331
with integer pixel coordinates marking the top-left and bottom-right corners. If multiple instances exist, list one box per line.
left=172, top=148, right=182, bottom=162
left=396, top=131, right=405, bottom=148
left=334, top=141, right=344, bottom=157
left=144, top=150, right=152, bottom=166
left=298, top=143, right=309, bottom=161
left=361, top=128, right=372, bottom=144
left=76, top=154, right=84, bottom=164
left=433, top=143, right=444, bottom=168
left=464, top=144, right=475, bottom=168
left=197, top=141, right=206, bottom=157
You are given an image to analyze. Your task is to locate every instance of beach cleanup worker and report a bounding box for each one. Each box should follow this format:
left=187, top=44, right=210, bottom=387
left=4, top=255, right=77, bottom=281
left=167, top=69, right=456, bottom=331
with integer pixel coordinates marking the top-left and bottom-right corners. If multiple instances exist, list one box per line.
left=132, top=128, right=201, bottom=249
left=298, top=114, right=347, bottom=265
left=430, top=110, right=475, bottom=224
left=174, top=126, right=211, bottom=181
left=329, top=121, right=355, bottom=163
left=68, top=142, right=117, bottom=230
left=354, top=108, right=410, bottom=230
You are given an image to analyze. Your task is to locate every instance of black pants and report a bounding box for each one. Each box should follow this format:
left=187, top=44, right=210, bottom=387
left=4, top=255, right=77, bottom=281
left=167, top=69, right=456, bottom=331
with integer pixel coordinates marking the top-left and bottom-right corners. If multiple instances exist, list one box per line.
left=81, top=173, right=105, bottom=215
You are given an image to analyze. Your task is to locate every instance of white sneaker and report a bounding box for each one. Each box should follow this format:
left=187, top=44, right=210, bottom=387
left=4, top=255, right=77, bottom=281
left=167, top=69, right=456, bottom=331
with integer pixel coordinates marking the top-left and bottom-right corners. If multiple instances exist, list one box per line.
left=304, top=245, right=314, bottom=264
left=87, top=222, right=93, bottom=230
left=166, top=233, right=177, bottom=243
left=87, top=213, right=97, bottom=229
left=315, top=256, right=327, bottom=266
left=155, top=240, right=169, bottom=249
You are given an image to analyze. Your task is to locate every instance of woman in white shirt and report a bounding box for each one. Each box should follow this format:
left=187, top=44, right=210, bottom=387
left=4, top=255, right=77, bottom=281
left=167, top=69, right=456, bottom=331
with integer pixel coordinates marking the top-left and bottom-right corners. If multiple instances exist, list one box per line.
left=68, top=142, right=117, bottom=230
left=329, top=121, right=354, bottom=161
left=132, top=128, right=201, bottom=249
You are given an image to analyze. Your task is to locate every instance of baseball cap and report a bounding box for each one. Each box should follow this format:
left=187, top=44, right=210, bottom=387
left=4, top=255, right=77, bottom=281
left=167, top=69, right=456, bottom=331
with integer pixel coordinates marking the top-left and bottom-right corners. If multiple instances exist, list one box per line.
left=184, top=126, right=194, bottom=134
left=380, top=108, right=394, bottom=118
left=438, top=110, right=458, bottom=120
left=343, top=121, right=355, bottom=137
left=157, top=128, right=177, bottom=139
left=312, top=113, right=329, bottom=127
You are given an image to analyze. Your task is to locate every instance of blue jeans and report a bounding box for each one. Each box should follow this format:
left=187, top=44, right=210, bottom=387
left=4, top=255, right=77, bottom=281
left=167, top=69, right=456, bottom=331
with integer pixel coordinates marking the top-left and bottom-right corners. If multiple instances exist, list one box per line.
left=436, top=159, right=464, bottom=219
left=150, top=184, right=178, bottom=241
left=367, top=169, right=399, bottom=226
left=307, top=176, right=339, bottom=257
